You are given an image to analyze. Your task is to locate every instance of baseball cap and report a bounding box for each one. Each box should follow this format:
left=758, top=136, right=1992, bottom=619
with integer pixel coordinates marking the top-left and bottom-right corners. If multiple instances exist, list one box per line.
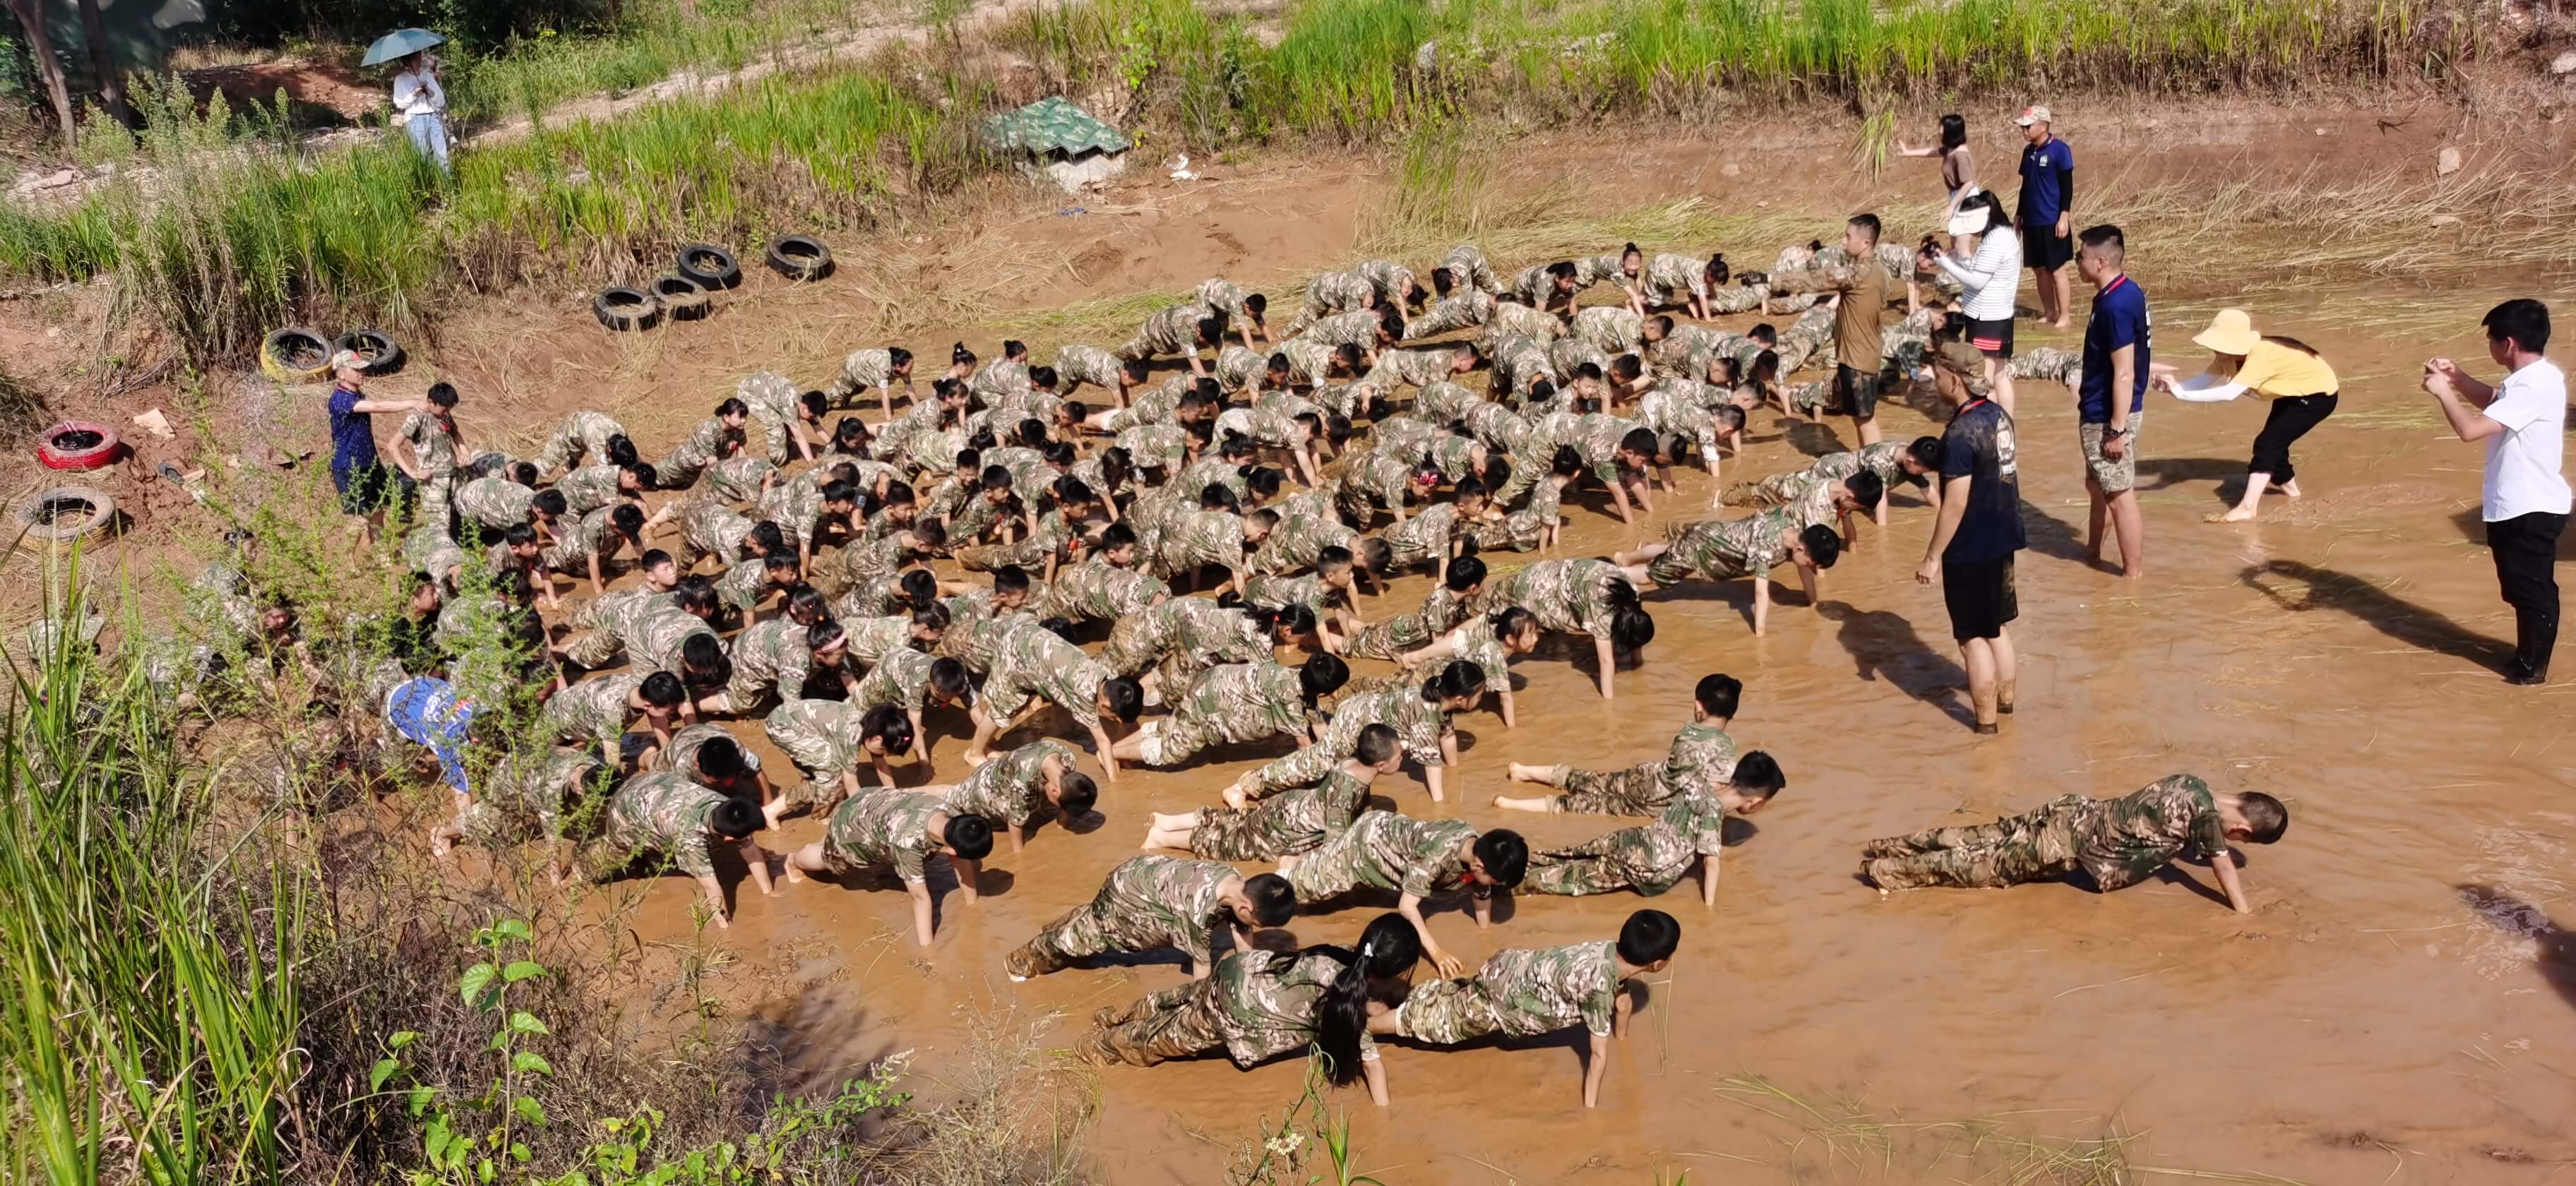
left=330, top=349, right=370, bottom=372
left=1933, top=340, right=1985, bottom=378
left=2014, top=104, right=2052, bottom=127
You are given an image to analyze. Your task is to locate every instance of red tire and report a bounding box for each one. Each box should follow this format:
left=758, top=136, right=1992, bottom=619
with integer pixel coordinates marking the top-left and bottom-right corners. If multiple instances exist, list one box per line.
left=36, top=421, right=120, bottom=471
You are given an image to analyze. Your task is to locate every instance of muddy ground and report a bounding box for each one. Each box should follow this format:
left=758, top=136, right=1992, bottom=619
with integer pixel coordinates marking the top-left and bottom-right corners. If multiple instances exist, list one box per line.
left=8, top=101, right=2576, bottom=1182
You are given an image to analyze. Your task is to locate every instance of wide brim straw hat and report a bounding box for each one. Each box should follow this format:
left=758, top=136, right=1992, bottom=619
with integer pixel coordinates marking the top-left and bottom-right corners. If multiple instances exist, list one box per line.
left=2191, top=309, right=2261, bottom=355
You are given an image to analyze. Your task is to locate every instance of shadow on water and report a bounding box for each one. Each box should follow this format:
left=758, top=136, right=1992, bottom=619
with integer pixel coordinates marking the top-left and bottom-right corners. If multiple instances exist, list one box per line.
left=738, top=988, right=905, bottom=1118
left=1784, top=419, right=1847, bottom=458
left=2457, top=884, right=2576, bottom=1016
left=1817, top=601, right=1974, bottom=727
left=2241, top=559, right=2511, bottom=673
left=2017, top=496, right=2101, bottom=566
left=2133, top=456, right=2246, bottom=501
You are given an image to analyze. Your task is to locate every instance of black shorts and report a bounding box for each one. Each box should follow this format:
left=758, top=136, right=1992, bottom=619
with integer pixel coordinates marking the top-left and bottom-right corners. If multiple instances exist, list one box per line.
left=1968, top=316, right=2015, bottom=359
left=1942, top=556, right=2019, bottom=642
left=1834, top=364, right=1881, bottom=421
left=333, top=463, right=414, bottom=517
left=2023, top=224, right=2073, bottom=270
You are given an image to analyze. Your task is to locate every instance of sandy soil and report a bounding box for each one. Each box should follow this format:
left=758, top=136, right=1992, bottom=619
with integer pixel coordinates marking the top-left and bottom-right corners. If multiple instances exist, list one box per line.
left=8, top=103, right=2576, bottom=1182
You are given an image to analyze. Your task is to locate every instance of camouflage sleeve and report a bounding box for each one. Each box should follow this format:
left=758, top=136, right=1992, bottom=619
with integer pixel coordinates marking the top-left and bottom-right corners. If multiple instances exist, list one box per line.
left=1397, top=847, right=1449, bottom=899
left=673, top=825, right=717, bottom=881
left=892, top=839, right=929, bottom=885
left=2190, top=808, right=2231, bottom=862
left=1578, top=961, right=1618, bottom=1037
left=1244, top=741, right=1338, bottom=796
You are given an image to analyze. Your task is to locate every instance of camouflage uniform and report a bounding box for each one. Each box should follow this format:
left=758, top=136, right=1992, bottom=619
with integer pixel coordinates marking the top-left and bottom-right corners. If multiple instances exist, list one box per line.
left=664, top=721, right=761, bottom=788
left=1086, top=949, right=1378, bottom=1070
left=1101, top=597, right=1270, bottom=687
left=1508, top=262, right=1564, bottom=307
left=676, top=499, right=756, bottom=570
left=1135, top=660, right=1318, bottom=767
left=1054, top=345, right=1128, bottom=398
left=970, top=357, right=1031, bottom=403
left=1644, top=508, right=1794, bottom=588
left=983, top=621, right=1111, bottom=733
left=2009, top=346, right=2082, bottom=388
left=1571, top=305, right=1645, bottom=355
left=453, top=476, right=535, bottom=533
left=1046, top=559, right=1169, bottom=624
left=1117, top=423, right=1191, bottom=474
left=1728, top=441, right=1907, bottom=507
left=1413, top=379, right=1484, bottom=427
left=1285, top=810, right=1478, bottom=904
left=1546, top=338, right=1614, bottom=394
left=1406, top=288, right=1494, bottom=340
left=451, top=747, right=604, bottom=846
left=560, top=589, right=673, bottom=668
left=1289, top=269, right=1376, bottom=333
left=1527, top=790, right=1727, bottom=897
left=1637, top=253, right=1710, bottom=309
left=543, top=503, right=627, bottom=572
left=738, top=371, right=805, bottom=465
left=1551, top=721, right=1738, bottom=816
left=943, top=738, right=1078, bottom=829
left=1377, top=501, right=1460, bottom=570
left=1862, top=775, right=2232, bottom=892
left=1574, top=252, right=1628, bottom=289
left=594, top=772, right=731, bottom=878
left=1148, top=510, right=1250, bottom=585
left=725, top=617, right=816, bottom=709
left=1391, top=940, right=1620, bottom=1043
left=655, top=417, right=734, bottom=490
left=1361, top=348, right=1455, bottom=395
left=543, top=673, right=646, bottom=758
left=1244, top=509, right=1356, bottom=578
left=823, top=347, right=901, bottom=409
left=852, top=645, right=940, bottom=717
left=554, top=463, right=628, bottom=517
left=1772, top=304, right=1839, bottom=376
left=630, top=603, right=718, bottom=676
left=1195, top=277, right=1261, bottom=324
left=400, top=409, right=462, bottom=517
left=1212, top=345, right=1269, bottom=394
left=1488, top=333, right=1557, bottom=405
left=819, top=791, right=947, bottom=882
left=1275, top=337, right=1345, bottom=389
left=1440, top=243, right=1503, bottom=296
left=1242, top=678, right=1448, bottom=794
left=402, top=522, right=469, bottom=583
left=713, top=556, right=780, bottom=616
left=1117, top=302, right=1218, bottom=362
left=900, top=427, right=968, bottom=482
left=1635, top=381, right=1724, bottom=460
left=1242, top=571, right=1342, bottom=616
left=759, top=472, right=843, bottom=553
left=1296, top=310, right=1383, bottom=352
left=1215, top=405, right=1307, bottom=450
left=1469, top=473, right=1561, bottom=553
left=1468, top=558, right=1629, bottom=641
left=1006, top=856, right=1237, bottom=977
left=1439, top=613, right=1516, bottom=695
left=1460, top=399, right=1533, bottom=457
left=1481, top=301, right=1562, bottom=350
left=1190, top=765, right=1371, bottom=861
left=536, top=410, right=627, bottom=474
left=763, top=697, right=871, bottom=810
left=1344, top=584, right=1469, bottom=661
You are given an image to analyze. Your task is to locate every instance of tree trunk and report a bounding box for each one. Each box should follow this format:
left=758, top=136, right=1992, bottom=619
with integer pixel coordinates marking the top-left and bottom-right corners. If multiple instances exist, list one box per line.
left=2, top=0, right=78, bottom=149
left=73, top=0, right=132, bottom=127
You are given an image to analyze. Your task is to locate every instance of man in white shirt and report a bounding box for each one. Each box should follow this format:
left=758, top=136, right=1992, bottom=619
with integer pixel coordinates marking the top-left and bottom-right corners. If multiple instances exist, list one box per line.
left=391, top=52, right=451, bottom=172
left=2424, top=297, right=2570, bottom=685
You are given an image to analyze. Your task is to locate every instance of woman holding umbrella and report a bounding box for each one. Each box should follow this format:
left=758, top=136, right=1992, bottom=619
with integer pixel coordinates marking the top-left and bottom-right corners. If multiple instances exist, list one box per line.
left=368, top=29, right=451, bottom=172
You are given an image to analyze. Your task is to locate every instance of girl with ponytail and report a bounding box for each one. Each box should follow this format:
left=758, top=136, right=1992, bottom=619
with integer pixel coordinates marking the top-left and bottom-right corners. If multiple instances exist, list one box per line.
left=1467, top=557, right=1654, bottom=700
left=1396, top=605, right=1540, bottom=728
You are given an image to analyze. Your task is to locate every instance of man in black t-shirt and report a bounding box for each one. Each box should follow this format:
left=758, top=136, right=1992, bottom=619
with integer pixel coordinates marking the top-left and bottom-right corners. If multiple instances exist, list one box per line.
left=1915, top=342, right=2025, bottom=735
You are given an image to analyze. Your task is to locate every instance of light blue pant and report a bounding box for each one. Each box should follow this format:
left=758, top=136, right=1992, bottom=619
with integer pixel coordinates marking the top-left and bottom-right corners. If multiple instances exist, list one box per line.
left=403, top=114, right=452, bottom=172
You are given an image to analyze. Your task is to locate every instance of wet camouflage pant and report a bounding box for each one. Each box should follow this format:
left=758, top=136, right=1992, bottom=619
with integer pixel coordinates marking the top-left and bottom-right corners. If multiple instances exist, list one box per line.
left=537, top=419, right=619, bottom=474
left=418, top=472, right=455, bottom=522
left=1006, top=899, right=1193, bottom=978
left=1391, top=976, right=1501, bottom=1044
left=1860, top=793, right=2086, bottom=890
left=1186, top=805, right=1291, bottom=862
left=1522, top=828, right=1686, bottom=897
left=1722, top=470, right=1806, bottom=508
left=1343, top=613, right=1435, bottom=662
left=1133, top=718, right=1219, bottom=767
left=1549, top=760, right=1677, bottom=816
left=723, top=664, right=780, bottom=714
left=560, top=621, right=631, bottom=669
left=772, top=731, right=856, bottom=811
left=1083, top=980, right=1221, bottom=1066
left=1405, top=300, right=1483, bottom=341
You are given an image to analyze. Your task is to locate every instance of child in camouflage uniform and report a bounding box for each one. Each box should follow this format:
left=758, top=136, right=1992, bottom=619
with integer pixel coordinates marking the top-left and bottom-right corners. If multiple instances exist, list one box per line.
left=542, top=670, right=686, bottom=764
left=1611, top=508, right=1843, bottom=635
left=1521, top=753, right=1784, bottom=906
left=1860, top=774, right=2286, bottom=914
left=1044, top=534, right=1171, bottom=625
left=1395, top=606, right=1539, bottom=728
left=1373, top=909, right=1678, bottom=1108
left=1141, top=722, right=1399, bottom=861
left=395, top=383, right=464, bottom=519
left=1725, top=437, right=1942, bottom=529
left=1498, top=674, right=1746, bottom=816
left=1005, top=856, right=1295, bottom=981
left=821, top=345, right=915, bottom=421
left=1234, top=661, right=1482, bottom=804
left=1113, top=654, right=1346, bottom=769
left=785, top=791, right=994, bottom=945
left=1117, top=302, right=1225, bottom=377
left=592, top=771, right=775, bottom=928
left=1470, top=448, right=1575, bottom=553
left=1465, top=557, right=1655, bottom=699
left=654, top=400, right=751, bottom=491
left=433, top=746, right=604, bottom=880
left=936, top=737, right=1097, bottom=852
left=761, top=698, right=914, bottom=820
left=1286, top=266, right=1380, bottom=336
left=1343, top=556, right=1482, bottom=661
left=965, top=619, right=1143, bottom=780
left=1284, top=808, right=1527, bottom=978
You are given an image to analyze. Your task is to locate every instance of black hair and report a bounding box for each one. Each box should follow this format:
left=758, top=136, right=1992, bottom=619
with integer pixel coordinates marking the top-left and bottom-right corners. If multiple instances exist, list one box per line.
left=798, top=390, right=828, bottom=418
left=1195, top=317, right=1226, bottom=346
left=1430, top=266, right=1455, bottom=296
left=1575, top=362, right=1604, bottom=383
left=2077, top=223, right=2125, bottom=258
left=1122, top=357, right=1152, bottom=382
left=1473, top=829, right=1529, bottom=887
left=1354, top=721, right=1400, bottom=766
left=506, top=461, right=539, bottom=486
left=1241, top=872, right=1297, bottom=928
left=1444, top=555, right=1486, bottom=591
left=1422, top=659, right=1486, bottom=702
left=1936, top=112, right=1968, bottom=151
left=785, top=584, right=829, bottom=621
left=1297, top=652, right=1351, bottom=703
left=1244, top=293, right=1267, bottom=319
left=1301, top=913, right=1420, bottom=1087
left=1055, top=769, right=1099, bottom=818
left=1705, top=252, right=1729, bottom=284
left=640, top=548, right=675, bottom=572
left=833, top=421, right=871, bottom=454
left=951, top=341, right=976, bottom=366
left=501, top=522, right=539, bottom=549
left=672, top=582, right=720, bottom=618
left=1217, top=432, right=1256, bottom=461
left=1621, top=241, right=1642, bottom=259
left=1843, top=469, right=1885, bottom=510
left=1241, top=466, right=1284, bottom=501
left=2238, top=791, right=2290, bottom=844
left=1354, top=536, right=1392, bottom=577
left=1487, top=604, right=1536, bottom=642
left=1712, top=405, right=1748, bottom=433
left=888, top=346, right=914, bottom=369
left=1027, top=364, right=1059, bottom=389
left=694, top=734, right=745, bottom=780
left=910, top=517, right=948, bottom=547
left=1694, top=673, right=1742, bottom=719
left=1731, top=749, right=1786, bottom=798
left=531, top=489, right=568, bottom=519
left=761, top=551, right=800, bottom=576
left=604, top=433, right=640, bottom=468
left=1332, top=343, right=1364, bottom=373
left=882, top=479, right=917, bottom=507
left=679, top=632, right=726, bottom=675
left=1618, top=427, right=1658, bottom=458
left=1039, top=616, right=1080, bottom=640
left=1906, top=436, right=1943, bottom=479
left=929, top=657, right=973, bottom=701
left=1611, top=355, right=1644, bottom=383
left=427, top=381, right=459, bottom=407
left=1099, top=521, right=1138, bottom=551
left=1799, top=522, right=1843, bottom=570
left=623, top=460, right=659, bottom=491
left=979, top=465, right=1013, bottom=493
left=943, top=813, right=995, bottom=859
left=898, top=568, right=939, bottom=612
left=1960, top=188, right=2008, bottom=236
left=991, top=565, right=1032, bottom=596
left=2483, top=297, right=2552, bottom=353
left=710, top=798, right=764, bottom=839
left=1547, top=260, right=1577, bottom=280
left=860, top=703, right=914, bottom=753
left=1604, top=577, right=1654, bottom=653
left=1248, top=601, right=1319, bottom=641
left=1199, top=484, right=1240, bottom=513
left=1618, top=908, right=1681, bottom=965
left=1043, top=439, right=1078, bottom=467
left=999, top=339, right=1027, bottom=360
left=638, top=671, right=686, bottom=707
left=715, top=397, right=749, bottom=418
left=1315, top=544, right=1354, bottom=573
left=807, top=618, right=848, bottom=654
left=911, top=601, right=953, bottom=633
left=744, top=520, right=788, bottom=559
left=1097, top=447, right=1133, bottom=493
left=1648, top=314, right=1674, bottom=340
left=1100, top=676, right=1144, bottom=723
left=1479, top=453, right=1513, bottom=493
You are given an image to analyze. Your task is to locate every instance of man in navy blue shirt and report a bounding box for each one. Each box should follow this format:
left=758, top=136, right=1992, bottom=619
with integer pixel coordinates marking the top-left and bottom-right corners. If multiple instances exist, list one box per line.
left=2076, top=224, right=2148, bottom=580
left=326, top=351, right=429, bottom=543
left=2014, top=104, right=2075, bottom=328
left=1916, top=342, right=2023, bottom=734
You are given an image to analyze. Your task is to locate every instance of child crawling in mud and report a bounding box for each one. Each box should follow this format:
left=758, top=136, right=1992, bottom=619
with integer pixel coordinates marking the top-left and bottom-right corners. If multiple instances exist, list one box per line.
left=1859, top=774, right=2287, bottom=913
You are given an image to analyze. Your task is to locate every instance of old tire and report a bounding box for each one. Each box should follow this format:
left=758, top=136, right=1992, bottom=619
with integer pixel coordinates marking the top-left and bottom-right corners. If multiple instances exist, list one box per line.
left=652, top=274, right=710, bottom=321
left=334, top=328, right=406, bottom=376
left=36, top=421, right=121, bottom=471
left=260, top=327, right=333, bottom=383
left=14, top=486, right=116, bottom=546
left=593, top=287, right=662, bottom=333
left=765, top=234, right=833, bottom=282
left=676, top=243, right=741, bottom=291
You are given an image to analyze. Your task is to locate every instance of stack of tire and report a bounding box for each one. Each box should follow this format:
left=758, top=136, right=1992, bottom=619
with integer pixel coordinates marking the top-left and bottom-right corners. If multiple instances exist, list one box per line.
left=594, top=237, right=833, bottom=333
left=260, top=327, right=407, bottom=384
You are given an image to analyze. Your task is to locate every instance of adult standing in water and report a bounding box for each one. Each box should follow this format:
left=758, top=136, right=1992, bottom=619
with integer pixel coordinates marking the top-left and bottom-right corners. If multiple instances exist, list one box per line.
left=2015, top=104, right=2075, bottom=329
left=1926, top=191, right=2024, bottom=416
left=2154, top=309, right=2339, bottom=522
left=2422, top=299, right=2568, bottom=685
left=1897, top=113, right=1978, bottom=313
left=1915, top=342, right=2022, bottom=735
left=2075, top=224, right=2146, bottom=579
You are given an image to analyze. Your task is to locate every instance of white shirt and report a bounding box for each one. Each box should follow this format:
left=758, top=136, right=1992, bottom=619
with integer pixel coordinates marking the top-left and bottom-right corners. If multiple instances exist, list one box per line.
left=2480, top=357, right=2572, bottom=521
left=1934, top=225, right=2022, bottom=323
left=391, top=70, right=446, bottom=122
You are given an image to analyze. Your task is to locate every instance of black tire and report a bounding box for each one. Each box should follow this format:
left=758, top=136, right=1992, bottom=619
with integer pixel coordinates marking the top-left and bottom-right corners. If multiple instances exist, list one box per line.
left=765, top=234, right=833, bottom=282
left=14, top=485, right=116, bottom=546
left=593, top=287, right=663, bottom=333
left=333, top=328, right=406, bottom=376
left=676, top=243, right=742, bottom=291
left=652, top=275, right=711, bottom=321
left=260, top=327, right=332, bottom=383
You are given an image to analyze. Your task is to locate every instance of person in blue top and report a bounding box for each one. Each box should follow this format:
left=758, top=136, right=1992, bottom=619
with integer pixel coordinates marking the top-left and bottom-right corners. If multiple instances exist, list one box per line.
left=1915, top=342, right=2024, bottom=735
left=384, top=674, right=477, bottom=810
left=2013, top=104, right=2075, bottom=328
left=326, top=350, right=431, bottom=542
left=2075, top=224, right=2147, bottom=580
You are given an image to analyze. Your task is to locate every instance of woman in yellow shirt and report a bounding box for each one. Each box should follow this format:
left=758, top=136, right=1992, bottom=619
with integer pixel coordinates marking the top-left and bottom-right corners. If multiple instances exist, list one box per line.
left=2154, top=309, right=2340, bottom=522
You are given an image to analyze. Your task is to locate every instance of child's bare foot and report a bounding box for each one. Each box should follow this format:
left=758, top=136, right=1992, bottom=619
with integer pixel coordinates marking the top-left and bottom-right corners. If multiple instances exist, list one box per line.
left=430, top=830, right=456, bottom=858
left=783, top=863, right=809, bottom=885
left=2281, top=479, right=2303, bottom=498
left=1504, top=762, right=1546, bottom=784
left=2207, top=505, right=2258, bottom=522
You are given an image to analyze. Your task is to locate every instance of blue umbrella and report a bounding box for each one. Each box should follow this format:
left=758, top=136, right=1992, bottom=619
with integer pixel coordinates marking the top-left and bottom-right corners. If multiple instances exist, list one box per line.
left=361, top=28, right=446, bottom=68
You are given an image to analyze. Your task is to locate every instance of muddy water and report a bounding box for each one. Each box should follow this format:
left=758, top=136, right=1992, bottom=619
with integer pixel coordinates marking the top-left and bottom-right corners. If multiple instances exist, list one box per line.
left=506, top=271, right=2565, bottom=1185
